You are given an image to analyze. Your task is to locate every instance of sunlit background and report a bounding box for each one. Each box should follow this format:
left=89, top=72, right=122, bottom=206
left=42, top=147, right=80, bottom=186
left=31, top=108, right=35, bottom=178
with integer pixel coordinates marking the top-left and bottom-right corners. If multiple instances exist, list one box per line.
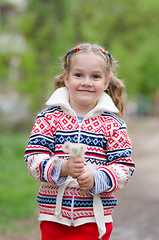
left=0, top=0, right=159, bottom=239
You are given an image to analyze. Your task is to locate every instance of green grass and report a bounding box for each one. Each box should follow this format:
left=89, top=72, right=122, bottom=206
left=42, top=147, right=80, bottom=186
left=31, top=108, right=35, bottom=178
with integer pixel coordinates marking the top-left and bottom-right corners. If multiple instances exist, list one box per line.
left=0, top=132, right=40, bottom=232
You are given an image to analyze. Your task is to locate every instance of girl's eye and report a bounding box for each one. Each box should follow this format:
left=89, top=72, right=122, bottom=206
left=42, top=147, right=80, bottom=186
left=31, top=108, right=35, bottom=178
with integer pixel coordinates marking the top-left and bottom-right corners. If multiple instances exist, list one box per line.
left=93, top=75, right=100, bottom=79
left=75, top=73, right=82, bottom=78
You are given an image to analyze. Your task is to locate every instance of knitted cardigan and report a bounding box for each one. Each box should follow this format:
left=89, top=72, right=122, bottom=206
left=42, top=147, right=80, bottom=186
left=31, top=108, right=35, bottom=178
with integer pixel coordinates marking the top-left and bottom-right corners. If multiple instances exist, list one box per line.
left=24, top=87, right=135, bottom=237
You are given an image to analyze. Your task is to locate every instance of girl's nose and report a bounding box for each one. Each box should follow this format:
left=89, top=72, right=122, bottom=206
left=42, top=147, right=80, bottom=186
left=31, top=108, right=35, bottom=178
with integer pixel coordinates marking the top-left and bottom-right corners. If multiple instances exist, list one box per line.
left=82, top=76, right=92, bottom=86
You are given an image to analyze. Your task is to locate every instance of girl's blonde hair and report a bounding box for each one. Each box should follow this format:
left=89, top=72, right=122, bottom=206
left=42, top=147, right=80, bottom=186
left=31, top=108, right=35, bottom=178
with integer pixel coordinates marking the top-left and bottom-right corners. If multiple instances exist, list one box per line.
left=55, top=43, right=126, bottom=118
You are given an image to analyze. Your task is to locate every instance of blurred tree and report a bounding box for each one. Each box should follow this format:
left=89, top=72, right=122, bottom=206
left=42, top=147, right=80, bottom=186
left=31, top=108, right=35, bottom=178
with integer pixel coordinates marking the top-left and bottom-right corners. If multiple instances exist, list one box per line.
left=17, top=0, right=70, bottom=110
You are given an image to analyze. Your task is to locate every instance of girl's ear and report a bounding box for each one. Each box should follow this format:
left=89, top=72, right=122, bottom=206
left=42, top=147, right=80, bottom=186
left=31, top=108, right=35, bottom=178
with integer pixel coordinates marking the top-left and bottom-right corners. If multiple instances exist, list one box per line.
left=104, top=77, right=110, bottom=91
left=104, top=71, right=113, bottom=90
left=64, top=70, right=69, bottom=87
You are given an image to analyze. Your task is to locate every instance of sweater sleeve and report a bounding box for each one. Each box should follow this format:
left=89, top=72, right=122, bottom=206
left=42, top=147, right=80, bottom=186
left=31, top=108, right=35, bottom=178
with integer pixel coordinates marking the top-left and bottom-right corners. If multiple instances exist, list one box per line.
left=24, top=109, right=66, bottom=184
left=97, top=120, right=135, bottom=193
left=89, top=170, right=112, bottom=195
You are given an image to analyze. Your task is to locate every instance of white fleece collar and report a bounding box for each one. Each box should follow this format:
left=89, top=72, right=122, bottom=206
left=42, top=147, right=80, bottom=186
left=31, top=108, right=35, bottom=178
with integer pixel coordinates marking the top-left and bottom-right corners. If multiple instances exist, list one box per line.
left=46, top=87, right=119, bottom=117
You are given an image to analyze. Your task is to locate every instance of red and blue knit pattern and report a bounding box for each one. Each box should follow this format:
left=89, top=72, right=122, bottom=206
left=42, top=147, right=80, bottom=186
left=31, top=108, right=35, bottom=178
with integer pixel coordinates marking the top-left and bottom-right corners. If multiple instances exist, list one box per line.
left=25, top=106, right=135, bottom=224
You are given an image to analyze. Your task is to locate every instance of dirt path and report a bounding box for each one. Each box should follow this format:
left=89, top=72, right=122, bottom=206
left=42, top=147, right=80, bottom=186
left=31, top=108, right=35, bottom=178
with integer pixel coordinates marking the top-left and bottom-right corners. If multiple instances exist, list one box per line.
left=111, top=117, right=159, bottom=240
left=0, top=117, right=159, bottom=240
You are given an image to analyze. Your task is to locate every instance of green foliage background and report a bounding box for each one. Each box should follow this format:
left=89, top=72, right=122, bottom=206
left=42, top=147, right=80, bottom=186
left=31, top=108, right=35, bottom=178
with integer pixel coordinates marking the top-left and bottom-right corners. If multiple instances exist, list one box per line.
left=1, top=0, right=159, bottom=111
left=0, top=0, right=159, bottom=232
left=0, top=132, right=40, bottom=231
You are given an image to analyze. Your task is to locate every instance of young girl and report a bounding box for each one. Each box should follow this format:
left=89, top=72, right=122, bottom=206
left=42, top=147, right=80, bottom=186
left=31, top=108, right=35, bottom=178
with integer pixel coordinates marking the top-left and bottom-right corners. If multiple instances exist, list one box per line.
left=24, top=43, right=135, bottom=240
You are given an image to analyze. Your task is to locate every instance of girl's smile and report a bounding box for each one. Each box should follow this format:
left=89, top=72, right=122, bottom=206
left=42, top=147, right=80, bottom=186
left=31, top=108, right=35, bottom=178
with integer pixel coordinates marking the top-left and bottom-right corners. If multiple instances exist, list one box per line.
left=64, top=53, right=110, bottom=116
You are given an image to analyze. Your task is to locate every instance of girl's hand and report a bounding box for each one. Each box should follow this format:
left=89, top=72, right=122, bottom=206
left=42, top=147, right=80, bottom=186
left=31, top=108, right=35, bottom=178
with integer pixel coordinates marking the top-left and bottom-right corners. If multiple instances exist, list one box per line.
left=61, top=157, right=86, bottom=179
left=77, top=169, right=94, bottom=191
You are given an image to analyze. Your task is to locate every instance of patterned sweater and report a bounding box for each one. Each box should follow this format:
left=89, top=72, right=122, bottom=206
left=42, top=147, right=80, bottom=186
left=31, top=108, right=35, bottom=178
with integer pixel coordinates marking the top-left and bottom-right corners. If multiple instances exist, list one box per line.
left=24, top=87, right=135, bottom=237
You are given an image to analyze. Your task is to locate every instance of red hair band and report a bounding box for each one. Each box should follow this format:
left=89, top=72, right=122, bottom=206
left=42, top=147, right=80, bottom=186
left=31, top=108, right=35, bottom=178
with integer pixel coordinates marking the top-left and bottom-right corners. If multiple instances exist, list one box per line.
left=100, top=48, right=105, bottom=53
left=67, top=46, right=82, bottom=55
left=76, top=46, right=82, bottom=51
left=100, top=48, right=111, bottom=58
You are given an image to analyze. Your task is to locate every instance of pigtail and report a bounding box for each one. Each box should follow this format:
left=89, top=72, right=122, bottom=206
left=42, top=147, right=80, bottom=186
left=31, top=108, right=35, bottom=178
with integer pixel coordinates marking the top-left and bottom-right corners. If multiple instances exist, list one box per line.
left=55, top=73, right=65, bottom=89
left=103, top=52, right=126, bottom=119
left=54, top=49, right=76, bottom=89
left=105, top=75, right=126, bottom=119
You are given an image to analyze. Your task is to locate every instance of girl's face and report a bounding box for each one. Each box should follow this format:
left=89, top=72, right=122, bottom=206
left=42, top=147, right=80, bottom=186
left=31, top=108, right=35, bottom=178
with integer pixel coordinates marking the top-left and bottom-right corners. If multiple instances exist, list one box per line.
left=64, top=52, right=110, bottom=116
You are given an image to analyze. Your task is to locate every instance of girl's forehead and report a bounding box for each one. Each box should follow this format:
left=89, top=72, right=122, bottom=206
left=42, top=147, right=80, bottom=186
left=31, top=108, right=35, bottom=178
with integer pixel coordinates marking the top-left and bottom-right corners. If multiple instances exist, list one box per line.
left=72, top=52, right=104, bottom=60
left=70, top=52, right=106, bottom=69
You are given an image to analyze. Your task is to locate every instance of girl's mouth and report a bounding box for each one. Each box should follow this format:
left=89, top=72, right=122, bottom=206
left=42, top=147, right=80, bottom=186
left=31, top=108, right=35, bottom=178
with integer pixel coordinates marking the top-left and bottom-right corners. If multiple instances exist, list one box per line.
left=78, top=89, right=95, bottom=93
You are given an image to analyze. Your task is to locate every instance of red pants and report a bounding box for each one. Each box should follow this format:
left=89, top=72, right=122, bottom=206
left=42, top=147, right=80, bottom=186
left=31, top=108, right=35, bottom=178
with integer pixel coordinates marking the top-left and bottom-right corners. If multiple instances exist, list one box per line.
left=40, top=221, right=113, bottom=240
